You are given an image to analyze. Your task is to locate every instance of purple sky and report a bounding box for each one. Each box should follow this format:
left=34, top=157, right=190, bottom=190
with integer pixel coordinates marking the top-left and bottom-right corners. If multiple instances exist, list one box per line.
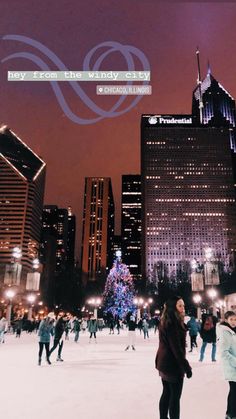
left=1, top=0, right=236, bottom=258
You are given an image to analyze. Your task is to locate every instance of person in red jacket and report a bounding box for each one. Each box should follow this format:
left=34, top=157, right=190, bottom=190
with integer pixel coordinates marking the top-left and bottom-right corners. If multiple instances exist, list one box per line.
left=155, top=296, right=192, bottom=419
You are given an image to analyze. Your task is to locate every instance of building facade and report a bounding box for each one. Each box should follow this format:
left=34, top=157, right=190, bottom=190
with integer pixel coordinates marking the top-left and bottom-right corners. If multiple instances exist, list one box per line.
left=141, top=115, right=236, bottom=283
left=0, top=125, right=46, bottom=289
left=81, top=177, right=114, bottom=288
left=40, top=205, right=76, bottom=307
left=121, top=174, right=142, bottom=279
left=192, top=69, right=236, bottom=153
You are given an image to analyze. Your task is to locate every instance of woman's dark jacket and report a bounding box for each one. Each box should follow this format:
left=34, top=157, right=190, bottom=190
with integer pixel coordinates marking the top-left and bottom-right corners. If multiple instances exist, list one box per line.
left=155, top=320, right=192, bottom=379
left=54, top=318, right=65, bottom=340
left=200, top=316, right=217, bottom=343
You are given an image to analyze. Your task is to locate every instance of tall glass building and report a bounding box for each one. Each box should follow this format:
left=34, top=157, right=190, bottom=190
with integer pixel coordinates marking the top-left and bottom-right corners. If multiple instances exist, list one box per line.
left=192, top=69, right=236, bottom=150
left=81, top=177, right=114, bottom=288
left=121, top=174, right=141, bottom=280
left=141, top=115, right=236, bottom=283
left=0, top=125, right=46, bottom=286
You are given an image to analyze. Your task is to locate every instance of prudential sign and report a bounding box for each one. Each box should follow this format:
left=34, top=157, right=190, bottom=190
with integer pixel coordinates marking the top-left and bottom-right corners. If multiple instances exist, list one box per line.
left=148, top=115, right=192, bottom=125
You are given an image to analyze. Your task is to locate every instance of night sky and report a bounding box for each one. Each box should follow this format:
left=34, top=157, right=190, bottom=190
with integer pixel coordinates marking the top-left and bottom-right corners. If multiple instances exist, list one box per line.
left=1, top=0, right=236, bottom=258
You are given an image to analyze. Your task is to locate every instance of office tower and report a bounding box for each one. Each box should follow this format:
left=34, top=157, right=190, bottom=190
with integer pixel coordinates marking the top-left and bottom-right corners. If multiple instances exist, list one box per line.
left=111, top=235, right=122, bottom=261
left=0, top=125, right=46, bottom=286
left=67, top=206, right=76, bottom=269
left=81, top=177, right=115, bottom=288
left=40, top=205, right=76, bottom=306
left=141, top=114, right=236, bottom=283
left=41, top=205, right=75, bottom=271
left=192, top=68, right=236, bottom=150
left=121, top=175, right=142, bottom=279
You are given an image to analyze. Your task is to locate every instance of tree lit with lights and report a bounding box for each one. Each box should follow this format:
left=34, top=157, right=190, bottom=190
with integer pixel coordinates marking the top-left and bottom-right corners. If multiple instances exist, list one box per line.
left=103, top=252, right=135, bottom=319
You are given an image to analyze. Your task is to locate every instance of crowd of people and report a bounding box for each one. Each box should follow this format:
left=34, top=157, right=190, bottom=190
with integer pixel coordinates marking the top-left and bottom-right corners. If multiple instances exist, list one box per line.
left=1, top=298, right=236, bottom=418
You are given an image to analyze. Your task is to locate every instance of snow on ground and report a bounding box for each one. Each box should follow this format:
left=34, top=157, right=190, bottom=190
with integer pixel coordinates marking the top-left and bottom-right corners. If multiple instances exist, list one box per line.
left=0, top=329, right=228, bottom=419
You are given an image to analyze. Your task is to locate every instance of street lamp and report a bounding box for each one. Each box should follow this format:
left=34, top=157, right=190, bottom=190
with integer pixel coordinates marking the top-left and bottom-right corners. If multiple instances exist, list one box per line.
left=87, top=297, right=102, bottom=319
left=133, top=297, right=153, bottom=320
left=4, top=247, right=22, bottom=287
left=207, top=288, right=218, bottom=316
left=215, top=299, right=226, bottom=320
left=133, top=297, right=144, bottom=320
left=32, top=258, right=40, bottom=270
left=5, top=289, right=15, bottom=327
left=27, top=294, right=36, bottom=320
left=193, top=293, right=202, bottom=320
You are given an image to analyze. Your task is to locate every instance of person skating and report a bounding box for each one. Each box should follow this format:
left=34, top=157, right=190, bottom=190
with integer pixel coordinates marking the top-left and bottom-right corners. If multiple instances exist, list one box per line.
left=187, top=315, right=200, bottom=351
left=48, top=313, right=66, bottom=361
left=15, top=316, right=23, bottom=338
left=125, top=315, right=136, bottom=351
left=199, top=313, right=218, bottom=362
left=0, top=316, right=8, bottom=343
left=217, top=311, right=236, bottom=419
left=155, top=296, right=192, bottom=419
left=88, top=316, right=98, bottom=342
left=73, top=316, right=80, bottom=343
left=142, top=318, right=149, bottom=339
left=37, top=313, right=54, bottom=365
left=109, top=318, right=115, bottom=334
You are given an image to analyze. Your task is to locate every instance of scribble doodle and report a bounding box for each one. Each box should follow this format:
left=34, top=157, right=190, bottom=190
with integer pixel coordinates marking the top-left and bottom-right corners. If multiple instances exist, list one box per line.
left=2, top=35, right=150, bottom=125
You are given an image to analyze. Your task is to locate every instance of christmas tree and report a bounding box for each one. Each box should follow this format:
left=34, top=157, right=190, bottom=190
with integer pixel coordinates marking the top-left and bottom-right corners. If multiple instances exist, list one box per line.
left=103, top=252, right=136, bottom=319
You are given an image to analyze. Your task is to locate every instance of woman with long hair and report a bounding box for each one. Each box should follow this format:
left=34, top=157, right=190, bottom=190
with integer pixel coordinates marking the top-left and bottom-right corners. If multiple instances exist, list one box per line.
left=217, top=310, right=236, bottom=419
left=155, top=296, right=192, bottom=419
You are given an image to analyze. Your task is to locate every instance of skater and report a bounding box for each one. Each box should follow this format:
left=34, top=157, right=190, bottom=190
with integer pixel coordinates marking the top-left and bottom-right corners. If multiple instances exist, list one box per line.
left=88, top=316, right=98, bottom=342
left=155, top=296, right=192, bottom=419
left=125, top=315, right=136, bottom=351
left=142, top=318, right=149, bottom=339
left=15, top=316, right=23, bottom=338
left=38, top=313, right=54, bottom=365
left=109, top=318, right=115, bottom=334
left=0, top=316, right=8, bottom=343
left=217, top=311, right=236, bottom=419
left=199, top=314, right=217, bottom=362
left=81, top=319, right=87, bottom=332
left=187, top=316, right=200, bottom=351
left=137, top=318, right=143, bottom=335
left=116, top=318, right=121, bottom=334
left=73, top=316, right=80, bottom=342
left=48, top=313, right=66, bottom=361
left=64, top=318, right=70, bottom=340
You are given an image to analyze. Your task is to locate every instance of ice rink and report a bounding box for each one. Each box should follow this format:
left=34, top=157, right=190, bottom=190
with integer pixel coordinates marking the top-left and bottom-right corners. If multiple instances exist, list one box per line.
left=0, top=329, right=228, bottom=419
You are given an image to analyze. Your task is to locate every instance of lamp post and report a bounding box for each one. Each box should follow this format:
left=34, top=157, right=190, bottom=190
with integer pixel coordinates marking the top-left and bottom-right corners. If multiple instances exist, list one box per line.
left=216, top=299, right=226, bottom=320
left=133, top=297, right=153, bottom=320
left=4, top=247, right=22, bottom=287
left=133, top=297, right=144, bottom=321
left=193, top=293, right=202, bottom=320
left=27, top=294, right=36, bottom=320
left=5, top=289, right=15, bottom=328
left=87, top=298, right=102, bottom=319
left=207, top=287, right=218, bottom=316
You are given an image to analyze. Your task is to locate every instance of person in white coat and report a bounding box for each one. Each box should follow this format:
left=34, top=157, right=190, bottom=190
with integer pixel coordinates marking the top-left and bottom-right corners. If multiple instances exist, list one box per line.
left=217, top=310, right=236, bottom=419
left=0, top=316, right=8, bottom=343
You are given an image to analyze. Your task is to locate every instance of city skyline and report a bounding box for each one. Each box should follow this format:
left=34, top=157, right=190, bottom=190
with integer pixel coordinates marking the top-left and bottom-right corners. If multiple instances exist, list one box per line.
left=2, top=1, right=236, bottom=258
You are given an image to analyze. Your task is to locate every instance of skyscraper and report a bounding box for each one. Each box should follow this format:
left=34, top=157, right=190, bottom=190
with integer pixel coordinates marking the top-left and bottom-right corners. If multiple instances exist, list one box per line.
left=81, top=177, right=114, bottom=289
left=141, top=114, right=236, bottom=283
left=40, top=205, right=76, bottom=272
left=40, top=205, right=76, bottom=306
left=0, top=125, right=46, bottom=287
left=67, top=206, right=76, bottom=269
left=192, top=68, right=236, bottom=150
left=121, top=175, right=142, bottom=279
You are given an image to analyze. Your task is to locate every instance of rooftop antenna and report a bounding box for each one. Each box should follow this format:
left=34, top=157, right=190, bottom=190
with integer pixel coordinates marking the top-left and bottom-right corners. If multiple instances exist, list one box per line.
left=207, top=59, right=211, bottom=75
left=196, top=47, right=204, bottom=124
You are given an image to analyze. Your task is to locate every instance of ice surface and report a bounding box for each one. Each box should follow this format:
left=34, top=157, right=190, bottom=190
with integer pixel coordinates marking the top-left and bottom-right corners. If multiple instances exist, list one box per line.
left=0, top=329, right=227, bottom=419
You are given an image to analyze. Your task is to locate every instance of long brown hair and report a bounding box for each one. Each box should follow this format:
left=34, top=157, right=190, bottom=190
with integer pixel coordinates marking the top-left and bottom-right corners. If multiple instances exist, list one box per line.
left=160, top=295, right=184, bottom=328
